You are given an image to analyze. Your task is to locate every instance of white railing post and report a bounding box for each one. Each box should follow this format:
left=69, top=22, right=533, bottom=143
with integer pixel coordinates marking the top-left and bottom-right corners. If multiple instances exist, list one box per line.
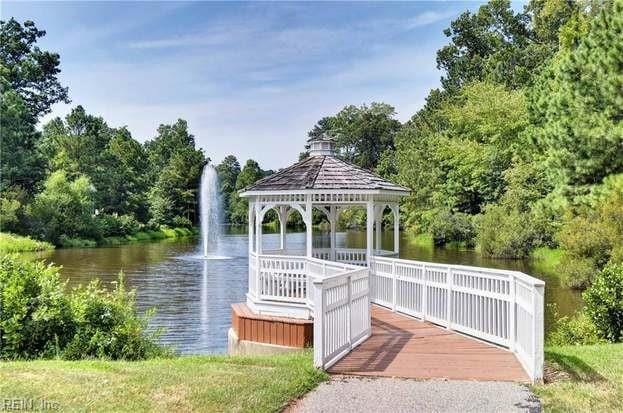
left=509, top=274, right=516, bottom=352
left=422, top=264, right=428, bottom=321
left=347, top=275, right=352, bottom=349
left=312, top=277, right=324, bottom=368
left=533, top=284, right=545, bottom=382
left=446, top=267, right=453, bottom=330
left=391, top=260, right=397, bottom=312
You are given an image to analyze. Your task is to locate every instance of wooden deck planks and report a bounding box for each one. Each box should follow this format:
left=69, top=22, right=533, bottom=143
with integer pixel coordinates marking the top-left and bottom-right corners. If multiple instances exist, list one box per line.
left=329, top=305, right=530, bottom=382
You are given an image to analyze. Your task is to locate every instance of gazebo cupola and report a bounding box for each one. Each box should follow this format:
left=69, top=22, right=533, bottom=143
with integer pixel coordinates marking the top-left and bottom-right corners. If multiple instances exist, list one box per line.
left=306, top=134, right=337, bottom=157
left=239, top=136, right=409, bottom=317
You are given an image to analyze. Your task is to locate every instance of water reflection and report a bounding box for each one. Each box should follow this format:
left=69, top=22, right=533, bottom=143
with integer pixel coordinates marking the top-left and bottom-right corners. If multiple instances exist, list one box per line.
left=35, top=228, right=581, bottom=354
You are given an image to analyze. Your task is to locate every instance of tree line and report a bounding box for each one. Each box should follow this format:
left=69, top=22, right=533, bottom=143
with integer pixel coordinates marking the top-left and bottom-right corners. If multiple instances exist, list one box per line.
left=2, top=0, right=623, bottom=291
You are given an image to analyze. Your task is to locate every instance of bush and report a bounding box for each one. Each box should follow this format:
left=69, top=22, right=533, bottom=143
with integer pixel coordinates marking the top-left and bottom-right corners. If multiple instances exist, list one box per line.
left=476, top=205, right=539, bottom=258
left=58, top=235, right=97, bottom=248
left=171, top=215, right=192, bottom=229
left=584, top=263, right=623, bottom=342
left=95, top=214, right=141, bottom=238
left=548, top=310, right=604, bottom=346
left=0, top=256, right=74, bottom=359
left=426, top=210, right=475, bottom=247
left=64, top=275, right=165, bottom=360
left=0, top=255, right=165, bottom=360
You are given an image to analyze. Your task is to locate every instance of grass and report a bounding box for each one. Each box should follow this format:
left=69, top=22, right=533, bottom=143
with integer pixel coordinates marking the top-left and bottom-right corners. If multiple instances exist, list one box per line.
left=0, top=232, right=55, bottom=253
left=531, top=247, right=563, bottom=272
left=407, top=232, right=434, bottom=248
left=96, top=227, right=196, bottom=247
left=0, top=351, right=327, bottom=413
left=534, top=343, right=623, bottom=412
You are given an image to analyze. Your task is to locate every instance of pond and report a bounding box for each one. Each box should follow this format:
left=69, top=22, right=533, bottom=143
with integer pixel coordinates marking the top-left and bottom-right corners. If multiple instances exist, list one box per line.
left=32, top=228, right=581, bottom=354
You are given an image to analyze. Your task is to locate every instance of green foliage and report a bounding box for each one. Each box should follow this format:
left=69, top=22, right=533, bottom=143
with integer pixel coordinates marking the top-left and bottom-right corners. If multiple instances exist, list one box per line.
left=307, top=102, right=400, bottom=170
left=0, top=233, right=54, bottom=254
left=229, top=159, right=264, bottom=224
left=548, top=310, right=604, bottom=346
left=557, top=180, right=623, bottom=288
left=397, top=82, right=529, bottom=245
left=427, top=210, right=475, bottom=247
left=476, top=205, right=540, bottom=258
left=0, top=255, right=74, bottom=359
left=436, top=0, right=573, bottom=92
left=584, top=263, right=623, bottom=342
left=145, top=120, right=205, bottom=227
left=528, top=1, right=623, bottom=187
left=64, top=274, right=165, bottom=360
left=0, top=255, right=164, bottom=360
left=0, top=19, right=69, bottom=118
left=216, top=155, right=241, bottom=223
left=27, top=171, right=96, bottom=245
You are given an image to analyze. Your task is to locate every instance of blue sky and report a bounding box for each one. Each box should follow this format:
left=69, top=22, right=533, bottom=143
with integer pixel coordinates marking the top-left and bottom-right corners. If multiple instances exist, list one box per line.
left=4, top=1, right=494, bottom=169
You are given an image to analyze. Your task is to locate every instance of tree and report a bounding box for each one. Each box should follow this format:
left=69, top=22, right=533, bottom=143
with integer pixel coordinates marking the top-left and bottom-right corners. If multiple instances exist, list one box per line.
left=215, top=155, right=241, bottom=223
left=528, top=1, right=623, bottom=188
left=396, top=82, right=529, bottom=242
left=27, top=170, right=95, bottom=244
left=145, top=120, right=205, bottom=227
left=307, top=103, right=401, bottom=170
left=0, top=18, right=69, bottom=118
left=229, top=160, right=264, bottom=224
left=436, top=0, right=578, bottom=92
left=40, top=107, right=149, bottom=218
left=0, top=90, right=45, bottom=197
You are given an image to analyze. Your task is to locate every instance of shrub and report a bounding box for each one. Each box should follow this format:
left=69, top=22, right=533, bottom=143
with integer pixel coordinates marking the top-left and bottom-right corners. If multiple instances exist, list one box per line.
left=548, top=310, right=604, bottom=346
left=426, top=210, right=475, bottom=247
left=0, top=256, right=74, bottom=359
left=95, top=214, right=141, bottom=238
left=584, top=263, right=623, bottom=342
left=171, top=215, right=192, bottom=229
left=476, top=205, right=539, bottom=258
left=64, top=275, right=166, bottom=360
left=58, top=235, right=97, bottom=248
left=0, top=256, right=165, bottom=360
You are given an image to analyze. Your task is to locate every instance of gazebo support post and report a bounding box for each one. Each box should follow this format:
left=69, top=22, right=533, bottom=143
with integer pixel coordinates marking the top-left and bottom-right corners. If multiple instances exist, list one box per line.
left=305, top=197, right=313, bottom=258
left=375, top=207, right=382, bottom=253
left=248, top=202, right=254, bottom=254
left=277, top=205, right=288, bottom=251
left=329, top=206, right=337, bottom=261
left=255, top=205, right=263, bottom=254
left=392, top=204, right=400, bottom=255
left=366, top=200, right=374, bottom=265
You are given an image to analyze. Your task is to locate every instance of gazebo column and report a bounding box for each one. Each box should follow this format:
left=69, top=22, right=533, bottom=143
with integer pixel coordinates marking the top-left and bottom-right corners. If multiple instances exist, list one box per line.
left=248, top=202, right=255, bottom=253
left=277, top=205, right=289, bottom=251
left=375, top=206, right=383, bottom=253
left=366, top=200, right=374, bottom=265
left=305, top=198, right=313, bottom=257
left=392, top=204, right=400, bottom=255
left=255, top=204, right=264, bottom=254
left=329, top=206, right=337, bottom=261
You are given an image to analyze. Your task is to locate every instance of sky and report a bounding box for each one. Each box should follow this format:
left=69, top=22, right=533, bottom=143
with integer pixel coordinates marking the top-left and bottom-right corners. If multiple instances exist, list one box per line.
left=3, top=1, right=493, bottom=169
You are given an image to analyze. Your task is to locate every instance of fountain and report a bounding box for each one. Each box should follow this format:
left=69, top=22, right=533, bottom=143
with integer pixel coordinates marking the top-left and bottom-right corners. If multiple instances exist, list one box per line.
left=198, top=163, right=223, bottom=258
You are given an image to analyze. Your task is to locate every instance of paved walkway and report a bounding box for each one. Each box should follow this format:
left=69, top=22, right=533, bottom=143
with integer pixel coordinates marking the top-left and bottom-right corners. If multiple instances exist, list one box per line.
left=289, top=376, right=541, bottom=413
left=329, top=305, right=529, bottom=382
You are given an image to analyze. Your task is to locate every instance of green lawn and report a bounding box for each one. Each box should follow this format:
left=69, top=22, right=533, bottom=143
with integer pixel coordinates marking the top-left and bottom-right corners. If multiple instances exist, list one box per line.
left=534, top=343, right=623, bottom=412
left=0, top=352, right=327, bottom=413
left=0, top=232, right=54, bottom=253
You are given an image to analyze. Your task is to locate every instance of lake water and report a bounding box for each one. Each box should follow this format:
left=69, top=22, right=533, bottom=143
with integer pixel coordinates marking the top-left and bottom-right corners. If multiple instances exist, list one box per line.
left=31, top=229, right=581, bottom=354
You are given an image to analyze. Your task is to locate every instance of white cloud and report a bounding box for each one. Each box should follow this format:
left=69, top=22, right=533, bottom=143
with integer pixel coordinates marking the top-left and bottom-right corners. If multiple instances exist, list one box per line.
left=406, top=11, right=457, bottom=29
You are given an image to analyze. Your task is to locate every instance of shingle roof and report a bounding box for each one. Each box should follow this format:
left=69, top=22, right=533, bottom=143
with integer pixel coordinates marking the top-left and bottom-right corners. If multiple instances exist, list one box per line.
left=241, top=155, right=409, bottom=193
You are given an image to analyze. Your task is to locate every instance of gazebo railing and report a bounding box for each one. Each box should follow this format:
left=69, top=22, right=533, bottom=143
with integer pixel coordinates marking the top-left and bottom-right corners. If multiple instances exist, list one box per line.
left=262, top=247, right=398, bottom=267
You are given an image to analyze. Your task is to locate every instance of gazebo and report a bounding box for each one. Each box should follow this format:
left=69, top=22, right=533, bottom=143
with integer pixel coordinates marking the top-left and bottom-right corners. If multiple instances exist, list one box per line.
left=230, top=136, right=544, bottom=383
left=239, top=135, right=409, bottom=318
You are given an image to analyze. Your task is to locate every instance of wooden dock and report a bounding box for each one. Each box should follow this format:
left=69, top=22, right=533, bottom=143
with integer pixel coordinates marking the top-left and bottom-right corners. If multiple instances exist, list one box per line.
left=329, top=305, right=530, bottom=382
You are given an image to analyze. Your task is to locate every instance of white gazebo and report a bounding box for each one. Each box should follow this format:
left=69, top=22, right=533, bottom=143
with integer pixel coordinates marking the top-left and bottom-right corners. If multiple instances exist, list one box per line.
left=239, top=136, right=409, bottom=317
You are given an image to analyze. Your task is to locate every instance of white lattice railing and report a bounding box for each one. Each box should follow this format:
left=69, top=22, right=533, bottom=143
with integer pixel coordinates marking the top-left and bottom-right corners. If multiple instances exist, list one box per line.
left=312, top=266, right=371, bottom=369
left=369, top=256, right=545, bottom=382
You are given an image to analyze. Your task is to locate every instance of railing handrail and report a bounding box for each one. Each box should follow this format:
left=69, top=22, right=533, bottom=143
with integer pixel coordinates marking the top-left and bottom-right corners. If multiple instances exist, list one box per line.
left=371, top=255, right=545, bottom=287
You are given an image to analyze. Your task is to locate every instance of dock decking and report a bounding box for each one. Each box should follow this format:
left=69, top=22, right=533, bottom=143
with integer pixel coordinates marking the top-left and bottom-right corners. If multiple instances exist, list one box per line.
left=329, top=305, right=530, bottom=382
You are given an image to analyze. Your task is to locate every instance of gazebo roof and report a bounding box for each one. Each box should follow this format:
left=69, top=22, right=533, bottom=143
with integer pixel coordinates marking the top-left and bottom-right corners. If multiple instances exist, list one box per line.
left=240, top=154, right=409, bottom=194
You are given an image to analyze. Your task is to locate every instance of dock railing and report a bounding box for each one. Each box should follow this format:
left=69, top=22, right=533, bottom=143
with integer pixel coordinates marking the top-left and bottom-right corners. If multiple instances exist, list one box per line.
left=369, top=256, right=545, bottom=382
